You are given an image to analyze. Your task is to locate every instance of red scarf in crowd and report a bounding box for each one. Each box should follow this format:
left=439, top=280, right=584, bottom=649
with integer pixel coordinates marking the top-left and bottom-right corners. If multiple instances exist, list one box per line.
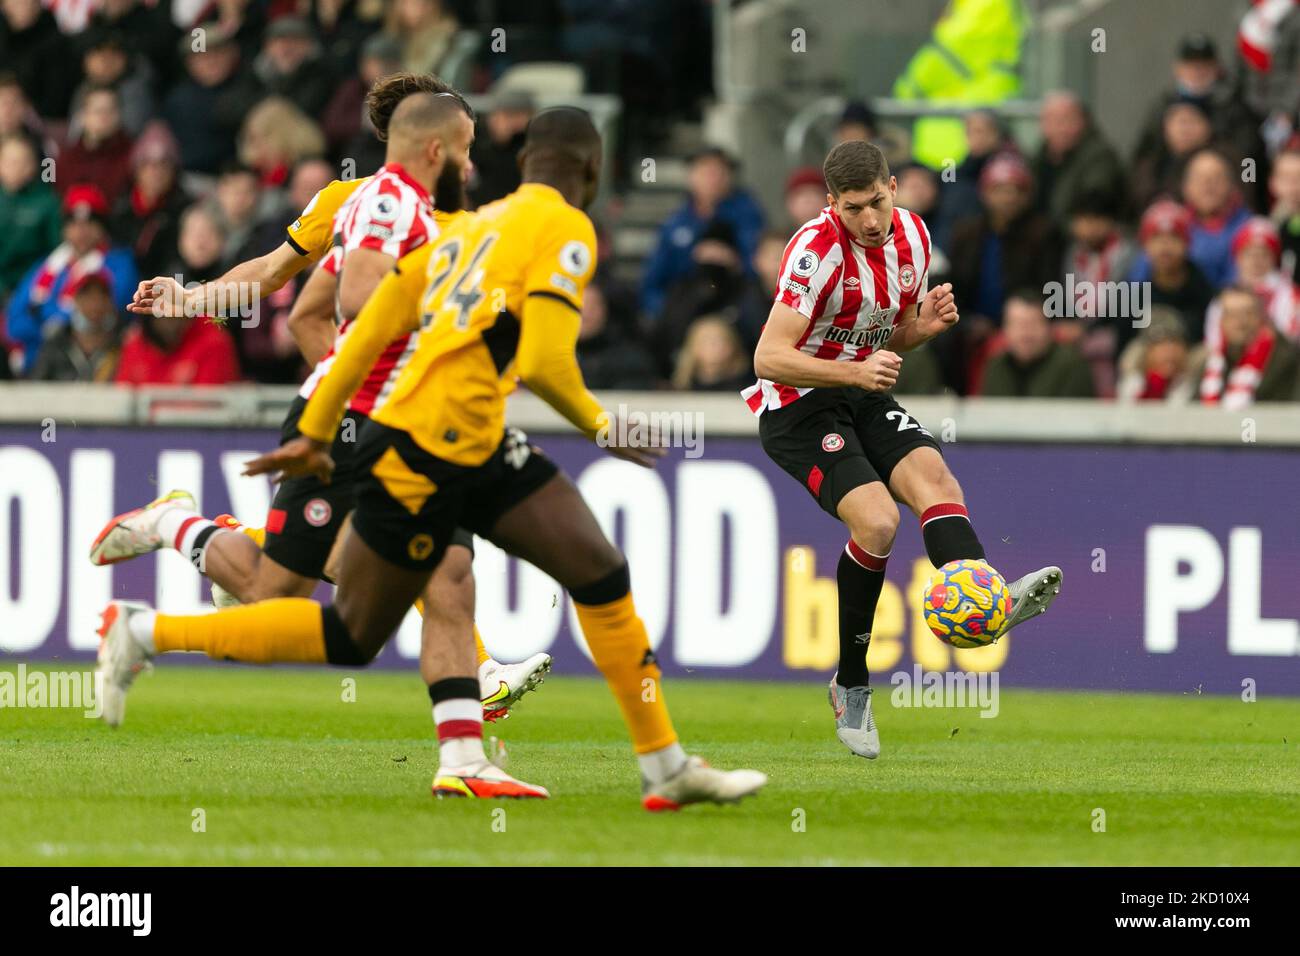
left=1200, top=324, right=1276, bottom=408
left=1239, top=0, right=1300, bottom=71
left=30, top=242, right=108, bottom=309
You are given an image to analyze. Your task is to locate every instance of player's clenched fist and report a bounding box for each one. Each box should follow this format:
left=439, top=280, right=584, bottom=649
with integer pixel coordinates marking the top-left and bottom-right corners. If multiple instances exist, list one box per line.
left=857, top=349, right=901, bottom=392
left=917, top=282, right=959, bottom=337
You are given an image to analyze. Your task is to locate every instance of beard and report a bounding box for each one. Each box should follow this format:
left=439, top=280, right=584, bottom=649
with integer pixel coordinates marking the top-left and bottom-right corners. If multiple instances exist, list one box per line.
left=434, top=158, right=468, bottom=212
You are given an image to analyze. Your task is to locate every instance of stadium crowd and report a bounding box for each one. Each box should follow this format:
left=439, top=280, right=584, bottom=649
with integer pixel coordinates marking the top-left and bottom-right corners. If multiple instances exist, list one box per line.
left=1, top=1, right=1298, bottom=408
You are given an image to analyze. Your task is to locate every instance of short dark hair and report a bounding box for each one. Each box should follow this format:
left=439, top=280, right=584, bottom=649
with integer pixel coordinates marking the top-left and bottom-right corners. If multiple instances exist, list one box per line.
left=365, top=73, right=472, bottom=142
left=1006, top=287, right=1047, bottom=311
left=521, top=106, right=602, bottom=168
left=823, top=140, right=889, bottom=197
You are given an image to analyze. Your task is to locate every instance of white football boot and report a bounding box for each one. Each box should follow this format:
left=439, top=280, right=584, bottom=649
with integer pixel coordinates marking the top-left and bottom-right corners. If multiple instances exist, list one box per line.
left=95, top=601, right=155, bottom=728
left=479, top=653, right=552, bottom=721
left=641, top=756, right=768, bottom=812
left=89, top=489, right=196, bottom=566
left=998, top=566, right=1063, bottom=638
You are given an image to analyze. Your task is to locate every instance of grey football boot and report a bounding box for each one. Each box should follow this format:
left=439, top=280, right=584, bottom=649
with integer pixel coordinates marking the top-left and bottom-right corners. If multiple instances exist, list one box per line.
left=998, top=566, right=1063, bottom=637
left=828, top=675, right=880, bottom=759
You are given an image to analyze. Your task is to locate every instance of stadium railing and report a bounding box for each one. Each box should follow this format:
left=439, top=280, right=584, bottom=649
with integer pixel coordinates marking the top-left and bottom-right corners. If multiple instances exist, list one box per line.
left=1, top=384, right=1297, bottom=447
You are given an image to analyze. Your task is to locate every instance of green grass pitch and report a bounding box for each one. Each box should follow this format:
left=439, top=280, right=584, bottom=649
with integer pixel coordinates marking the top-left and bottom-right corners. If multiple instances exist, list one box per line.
left=2, top=664, right=1298, bottom=866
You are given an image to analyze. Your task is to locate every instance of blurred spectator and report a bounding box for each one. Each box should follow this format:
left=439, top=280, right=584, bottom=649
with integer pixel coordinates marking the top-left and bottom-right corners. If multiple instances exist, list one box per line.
left=312, top=0, right=384, bottom=78
left=1033, top=91, right=1127, bottom=228
left=72, top=26, right=156, bottom=137
left=1195, top=285, right=1300, bottom=406
left=386, top=0, right=460, bottom=75
left=162, top=24, right=261, bottom=175
left=29, top=270, right=122, bottom=381
left=241, top=158, right=333, bottom=260
left=469, top=90, right=534, bottom=208
left=937, top=108, right=1014, bottom=233
left=88, top=0, right=180, bottom=90
left=1125, top=200, right=1215, bottom=350
left=0, top=0, right=78, bottom=119
left=1116, top=307, right=1199, bottom=402
left=979, top=290, right=1094, bottom=398
left=1134, top=33, right=1266, bottom=196
left=671, top=314, right=752, bottom=392
left=159, top=203, right=228, bottom=287
left=1269, top=147, right=1300, bottom=281
left=227, top=159, right=332, bottom=383
left=0, top=73, right=45, bottom=159
left=833, top=101, right=877, bottom=145
left=252, top=16, right=337, bottom=120
left=640, top=146, right=764, bottom=316
left=948, top=152, right=1063, bottom=325
left=894, top=161, right=950, bottom=251
left=892, top=343, right=946, bottom=394
left=752, top=229, right=787, bottom=299
left=321, top=32, right=401, bottom=166
left=650, top=218, right=766, bottom=376
left=0, top=133, right=60, bottom=302
left=7, top=184, right=136, bottom=372
left=1180, top=149, right=1252, bottom=287
left=577, top=277, right=658, bottom=390
left=1130, top=98, right=1216, bottom=212
left=782, top=167, right=826, bottom=231
left=110, top=122, right=190, bottom=279
left=115, top=311, right=241, bottom=386
left=58, top=87, right=135, bottom=208
left=1203, top=217, right=1300, bottom=346
left=1057, top=189, right=1137, bottom=397
left=238, top=96, right=327, bottom=188
left=212, top=163, right=263, bottom=264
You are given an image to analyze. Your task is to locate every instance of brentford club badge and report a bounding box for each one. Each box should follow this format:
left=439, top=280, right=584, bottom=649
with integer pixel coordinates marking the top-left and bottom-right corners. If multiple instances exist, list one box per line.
left=304, top=498, right=332, bottom=527
left=899, top=264, right=917, bottom=293
left=822, top=433, right=845, bottom=452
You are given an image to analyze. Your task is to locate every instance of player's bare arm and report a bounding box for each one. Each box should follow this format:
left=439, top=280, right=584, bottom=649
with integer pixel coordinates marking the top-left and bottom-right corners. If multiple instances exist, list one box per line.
left=516, top=292, right=664, bottom=469
left=129, top=241, right=310, bottom=317
left=244, top=435, right=335, bottom=484
left=337, top=246, right=398, bottom=321
left=887, top=283, right=959, bottom=352
left=754, top=301, right=901, bottom=391
left=287, top=266, right=340, bottom=367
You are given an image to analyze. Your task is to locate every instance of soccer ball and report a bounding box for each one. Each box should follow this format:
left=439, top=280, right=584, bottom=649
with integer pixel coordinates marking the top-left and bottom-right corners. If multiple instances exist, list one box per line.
left=923, top=559, right=1011, bottom=648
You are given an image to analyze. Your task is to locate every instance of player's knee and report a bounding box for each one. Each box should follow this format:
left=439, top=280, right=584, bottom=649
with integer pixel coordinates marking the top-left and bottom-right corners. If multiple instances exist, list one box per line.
left=322, top=605, right=383, bottom=666
left=431, top=545, right=474, bottom=588
left=846, top=498, right=899, bottom=550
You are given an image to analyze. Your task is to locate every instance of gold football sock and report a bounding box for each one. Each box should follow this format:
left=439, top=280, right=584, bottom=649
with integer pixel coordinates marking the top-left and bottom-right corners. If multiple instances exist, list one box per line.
left=574, top=593, right=678, bottom=754
left=154, top=599, right=327, bottom=663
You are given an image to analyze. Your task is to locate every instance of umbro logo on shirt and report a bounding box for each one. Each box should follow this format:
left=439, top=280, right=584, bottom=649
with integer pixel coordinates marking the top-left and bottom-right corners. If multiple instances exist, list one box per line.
left=844, top=276, right=860, bottom=288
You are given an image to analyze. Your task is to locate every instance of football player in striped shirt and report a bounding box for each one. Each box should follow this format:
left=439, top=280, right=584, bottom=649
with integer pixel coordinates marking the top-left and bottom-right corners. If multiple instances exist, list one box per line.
left=747, top=141, right=1062, bottom=759
left=93, top=75, right=550, bottom=722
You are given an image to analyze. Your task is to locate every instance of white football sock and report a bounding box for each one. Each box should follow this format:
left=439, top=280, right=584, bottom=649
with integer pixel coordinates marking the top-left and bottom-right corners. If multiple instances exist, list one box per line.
left=127, top=609, right=157, bottom=655
left=433, top=698, right=486, bottom=767
left=638, top=742, right=689, bottom=785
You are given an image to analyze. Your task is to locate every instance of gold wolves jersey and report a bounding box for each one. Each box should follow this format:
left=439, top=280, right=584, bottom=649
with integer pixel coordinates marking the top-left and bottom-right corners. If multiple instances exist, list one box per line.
left=284, top=177, right=371, bottom=261
left=299, top=183, right=597, bottom=465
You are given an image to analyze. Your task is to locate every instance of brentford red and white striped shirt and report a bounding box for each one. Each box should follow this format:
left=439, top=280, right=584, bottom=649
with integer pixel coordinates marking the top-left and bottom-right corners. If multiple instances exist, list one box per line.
left=300, top=162, right=438, bottom=416
left=742, top=205, right=932, bottom=415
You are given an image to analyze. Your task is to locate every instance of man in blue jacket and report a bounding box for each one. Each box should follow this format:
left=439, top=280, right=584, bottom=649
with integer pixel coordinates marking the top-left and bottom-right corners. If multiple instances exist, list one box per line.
left=640, top=146, right=764, bottom=317
left=7, top=183, right=137, bottom=373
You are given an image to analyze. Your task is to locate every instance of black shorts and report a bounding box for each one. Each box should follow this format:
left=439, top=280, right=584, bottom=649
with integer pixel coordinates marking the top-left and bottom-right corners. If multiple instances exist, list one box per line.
left=349, top=421, right=559, bottom=572
left=262, top=397, right=474, bottom=579
left=759, top=388, right=942, bottom=519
